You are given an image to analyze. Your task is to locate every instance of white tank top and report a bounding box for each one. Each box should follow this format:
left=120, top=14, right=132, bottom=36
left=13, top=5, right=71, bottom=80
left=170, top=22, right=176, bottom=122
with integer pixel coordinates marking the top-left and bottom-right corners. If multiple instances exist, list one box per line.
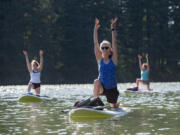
left=30, top=70, right=41, bottom=83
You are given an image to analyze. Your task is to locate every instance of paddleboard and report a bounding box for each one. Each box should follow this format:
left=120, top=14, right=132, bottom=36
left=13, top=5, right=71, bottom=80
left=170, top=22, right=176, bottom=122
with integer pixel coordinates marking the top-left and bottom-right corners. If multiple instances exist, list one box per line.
left=18, top=95, right=43, bottom=102
left=124, top=89, right=155, bottom=94
left=69, top=107, right=130, bottom=119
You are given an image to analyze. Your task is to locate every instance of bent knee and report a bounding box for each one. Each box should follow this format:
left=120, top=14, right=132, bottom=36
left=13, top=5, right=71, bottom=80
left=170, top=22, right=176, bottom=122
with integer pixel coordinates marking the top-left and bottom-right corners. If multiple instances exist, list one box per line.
left=94, top=79, right=103, bottom=88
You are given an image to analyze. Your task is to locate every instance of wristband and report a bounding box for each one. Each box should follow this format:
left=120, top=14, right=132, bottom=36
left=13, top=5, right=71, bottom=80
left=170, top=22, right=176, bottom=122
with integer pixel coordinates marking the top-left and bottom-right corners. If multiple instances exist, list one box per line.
left=111, top=28, right=115, bottom=31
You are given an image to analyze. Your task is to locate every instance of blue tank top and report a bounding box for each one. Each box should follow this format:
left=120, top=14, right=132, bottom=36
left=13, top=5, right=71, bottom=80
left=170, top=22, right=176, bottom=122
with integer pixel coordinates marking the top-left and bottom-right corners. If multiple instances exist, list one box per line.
left=98, top=59, right=117, bottom=89
left=141, top=70, right=149, bottom=81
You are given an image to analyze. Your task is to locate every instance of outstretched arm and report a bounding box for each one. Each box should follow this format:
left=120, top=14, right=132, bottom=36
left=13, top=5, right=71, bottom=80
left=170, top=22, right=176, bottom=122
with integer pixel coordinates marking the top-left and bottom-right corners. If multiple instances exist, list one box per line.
left=93, top=18, right=102, bottom=64
left=146, top=53, right=150, bottom=71
left=138, top=54, right=142, bottom=70
left=111, top=18, right=118, bottom=65
left=23, top=50, right=31, bottom=72
left=39, top=50, right=43, bottom=72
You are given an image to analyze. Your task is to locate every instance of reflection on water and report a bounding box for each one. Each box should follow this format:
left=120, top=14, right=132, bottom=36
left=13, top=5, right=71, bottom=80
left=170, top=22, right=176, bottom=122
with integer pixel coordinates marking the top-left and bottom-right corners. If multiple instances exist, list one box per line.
left=0, top=82, right=180, bottom=134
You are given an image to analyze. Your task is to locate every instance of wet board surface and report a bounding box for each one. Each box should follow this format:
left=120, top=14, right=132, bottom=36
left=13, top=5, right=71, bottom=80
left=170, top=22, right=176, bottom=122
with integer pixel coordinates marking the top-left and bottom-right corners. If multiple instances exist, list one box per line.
left=69, top=107, right=130, bottom=119
left=18, top=95, right=43, bottom=102
left=124, top=89, right=157, bottom=94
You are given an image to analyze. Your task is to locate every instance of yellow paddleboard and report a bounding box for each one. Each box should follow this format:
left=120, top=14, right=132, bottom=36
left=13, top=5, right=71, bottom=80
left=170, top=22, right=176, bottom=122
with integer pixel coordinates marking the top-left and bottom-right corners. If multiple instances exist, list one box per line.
left=69, top=106, right=130, bottom=119
left=18, top=95, right=43, bottom=102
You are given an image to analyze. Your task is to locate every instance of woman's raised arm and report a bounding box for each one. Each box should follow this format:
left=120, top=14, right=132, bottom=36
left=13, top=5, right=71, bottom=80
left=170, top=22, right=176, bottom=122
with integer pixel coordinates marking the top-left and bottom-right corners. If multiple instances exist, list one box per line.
left=93, top=18, right=102, bottom=64
left=39, top=50, right=43, bottom=72
left=138, top=54, right=142, bottom=70
left=111, top=18, right=118, bottom=65
left=146, top=53, right=150, bottom=71
left=23, top=50, right=31, bottom=72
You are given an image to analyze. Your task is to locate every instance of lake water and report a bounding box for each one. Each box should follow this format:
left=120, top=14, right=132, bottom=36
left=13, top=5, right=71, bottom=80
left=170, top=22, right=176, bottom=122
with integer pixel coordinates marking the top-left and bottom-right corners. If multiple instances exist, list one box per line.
left=0, top=82, right=180, bottom=135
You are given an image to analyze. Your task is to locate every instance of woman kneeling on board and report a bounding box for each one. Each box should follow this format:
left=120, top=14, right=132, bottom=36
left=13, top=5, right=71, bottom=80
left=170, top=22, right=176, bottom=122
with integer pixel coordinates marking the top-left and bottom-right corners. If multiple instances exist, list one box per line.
left=23, top=50, right=43, bottom=96
left=134, top=54, right=151, bottom=90
left=93, top=18, right=119, bottom=108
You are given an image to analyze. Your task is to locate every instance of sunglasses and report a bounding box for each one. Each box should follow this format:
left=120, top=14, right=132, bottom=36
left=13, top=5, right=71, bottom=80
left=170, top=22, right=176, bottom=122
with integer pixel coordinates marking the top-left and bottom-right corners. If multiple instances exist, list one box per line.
left=101, top=46, right=109, bottom=50
left=33, top=63, right=38, bottom=67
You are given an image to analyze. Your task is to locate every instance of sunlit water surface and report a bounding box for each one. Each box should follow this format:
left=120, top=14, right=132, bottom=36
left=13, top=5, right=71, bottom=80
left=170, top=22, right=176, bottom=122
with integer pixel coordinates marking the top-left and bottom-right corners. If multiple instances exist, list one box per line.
left=0, top=82, right=180, bottom=135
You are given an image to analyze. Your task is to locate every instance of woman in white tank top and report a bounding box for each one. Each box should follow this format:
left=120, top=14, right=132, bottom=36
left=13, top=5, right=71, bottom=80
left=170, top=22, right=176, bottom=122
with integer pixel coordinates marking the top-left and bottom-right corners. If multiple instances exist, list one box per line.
left=23, top=50, right=43, bottom=96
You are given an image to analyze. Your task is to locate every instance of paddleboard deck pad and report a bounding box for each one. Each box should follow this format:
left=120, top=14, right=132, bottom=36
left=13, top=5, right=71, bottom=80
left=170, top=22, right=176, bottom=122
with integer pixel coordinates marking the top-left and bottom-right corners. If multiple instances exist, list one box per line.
left=69, top=107, right=130, bottom=119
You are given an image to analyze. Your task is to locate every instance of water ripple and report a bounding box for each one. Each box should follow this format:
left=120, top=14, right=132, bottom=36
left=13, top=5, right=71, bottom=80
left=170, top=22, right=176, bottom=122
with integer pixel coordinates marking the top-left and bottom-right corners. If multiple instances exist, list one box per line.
left=0, top=82, right=180, bottom=134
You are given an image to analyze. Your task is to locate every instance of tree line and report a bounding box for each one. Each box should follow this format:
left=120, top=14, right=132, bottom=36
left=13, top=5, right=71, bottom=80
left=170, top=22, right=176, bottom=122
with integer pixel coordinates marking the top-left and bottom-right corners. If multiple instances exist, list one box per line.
left=0, top=0, right=179, bottom=85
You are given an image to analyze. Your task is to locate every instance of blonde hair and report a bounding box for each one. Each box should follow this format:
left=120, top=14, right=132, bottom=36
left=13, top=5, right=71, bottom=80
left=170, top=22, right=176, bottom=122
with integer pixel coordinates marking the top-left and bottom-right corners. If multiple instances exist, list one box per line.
left=142, top=63, right=148, bottom=69
left=31, top=60, right=40, bottom=67
left=100, top=40, right=111, bottom=48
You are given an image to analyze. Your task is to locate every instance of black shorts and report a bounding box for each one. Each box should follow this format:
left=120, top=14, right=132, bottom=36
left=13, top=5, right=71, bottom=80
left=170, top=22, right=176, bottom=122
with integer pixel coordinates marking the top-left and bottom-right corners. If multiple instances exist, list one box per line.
left=32, top=83, right=41, bottom=89
left=102, top=87, right=119, bottom=104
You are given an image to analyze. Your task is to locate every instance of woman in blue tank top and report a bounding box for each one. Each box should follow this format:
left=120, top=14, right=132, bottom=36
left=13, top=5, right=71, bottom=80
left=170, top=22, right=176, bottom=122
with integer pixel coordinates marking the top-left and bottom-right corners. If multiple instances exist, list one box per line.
left=135, top=54, right=151, bottom=90
left=93, top=18, right=119, bottom=108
